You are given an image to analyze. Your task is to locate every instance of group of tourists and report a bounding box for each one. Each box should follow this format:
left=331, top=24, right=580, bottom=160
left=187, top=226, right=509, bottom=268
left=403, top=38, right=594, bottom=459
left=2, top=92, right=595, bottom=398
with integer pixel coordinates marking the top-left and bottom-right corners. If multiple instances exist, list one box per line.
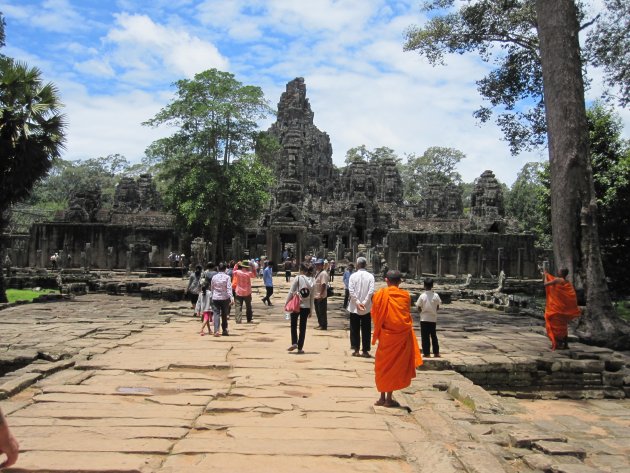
left=182, top=251, right=581, bottom=408
left=184, top=258, right=274, bottom=337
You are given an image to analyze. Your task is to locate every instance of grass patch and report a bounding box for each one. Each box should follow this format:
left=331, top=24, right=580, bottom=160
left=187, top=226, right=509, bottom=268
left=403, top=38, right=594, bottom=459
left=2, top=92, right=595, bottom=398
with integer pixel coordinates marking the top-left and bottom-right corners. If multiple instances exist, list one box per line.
left=6, top=289, right=58, bottom=304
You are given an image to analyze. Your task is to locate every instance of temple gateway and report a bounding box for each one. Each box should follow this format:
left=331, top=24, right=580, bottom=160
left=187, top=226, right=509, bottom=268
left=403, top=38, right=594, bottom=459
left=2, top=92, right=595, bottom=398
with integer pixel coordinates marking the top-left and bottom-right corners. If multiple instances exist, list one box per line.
left=242, top=77, right=538, bottom=279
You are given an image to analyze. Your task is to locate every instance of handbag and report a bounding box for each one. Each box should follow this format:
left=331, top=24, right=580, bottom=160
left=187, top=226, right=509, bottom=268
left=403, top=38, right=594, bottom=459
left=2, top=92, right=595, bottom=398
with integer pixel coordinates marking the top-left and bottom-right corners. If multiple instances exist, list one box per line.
left=285, top=276, right=304, bottom=313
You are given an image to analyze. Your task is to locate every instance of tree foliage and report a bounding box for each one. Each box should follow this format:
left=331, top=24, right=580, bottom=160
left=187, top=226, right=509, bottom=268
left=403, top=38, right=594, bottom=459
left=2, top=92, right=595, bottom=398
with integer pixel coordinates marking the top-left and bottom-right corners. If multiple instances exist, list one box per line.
left=400, top=146, right=465, bottom=203
left=26, top=154, right=133, bottom=209
left=143, top=69, right=275, bottom=259
left=0, top=13, right=66, bottom=302
left=404, top=0, right=628, bottom=154
left=585, top=0, right=630, bottom=107
left=404, top=0, right=544, bottom=154
left=506, top=161, right=549, bottom=246
left=587, top=102, right=630, bottom=295
left=344, top=145, right=400, bottom=165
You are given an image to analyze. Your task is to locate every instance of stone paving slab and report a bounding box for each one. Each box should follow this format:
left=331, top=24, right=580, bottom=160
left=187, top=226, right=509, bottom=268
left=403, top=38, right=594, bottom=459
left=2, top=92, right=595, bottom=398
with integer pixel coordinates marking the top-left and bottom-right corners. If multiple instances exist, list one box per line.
left=0, top=276, right=629, bottom=472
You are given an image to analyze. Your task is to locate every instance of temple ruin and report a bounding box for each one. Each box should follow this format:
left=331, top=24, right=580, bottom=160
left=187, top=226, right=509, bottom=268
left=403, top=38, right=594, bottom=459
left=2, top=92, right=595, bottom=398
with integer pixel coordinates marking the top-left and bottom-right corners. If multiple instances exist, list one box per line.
left=245, top=77, right=537, bottom=278
left=21, top=174, right=180, bottom=271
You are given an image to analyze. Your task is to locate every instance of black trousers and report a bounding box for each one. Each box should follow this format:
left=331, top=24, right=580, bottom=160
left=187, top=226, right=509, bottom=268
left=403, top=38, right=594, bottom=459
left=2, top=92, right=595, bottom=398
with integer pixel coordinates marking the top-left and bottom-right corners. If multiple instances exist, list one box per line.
left=213, top=298, right=230, bottom=333
left=343, top=288, right=350, bottom=309
left=420, top=321, right=440, bottom=356
left=285, top=270, right=291, bottom=282
left=314, top=298, right=328, bottom=329
left=291, top=307, right=309, bottom=349
left=349, top=312, right=372, bottom=353
left=262, top=286, right=274, bottom=303
left=329, top=268, right=335, bottom=281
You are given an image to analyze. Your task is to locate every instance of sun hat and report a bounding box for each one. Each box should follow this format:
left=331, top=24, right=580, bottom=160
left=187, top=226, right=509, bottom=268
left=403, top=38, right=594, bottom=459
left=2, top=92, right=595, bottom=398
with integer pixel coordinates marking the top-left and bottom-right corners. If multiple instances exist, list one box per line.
left=315, top=258, right=325, bottom=265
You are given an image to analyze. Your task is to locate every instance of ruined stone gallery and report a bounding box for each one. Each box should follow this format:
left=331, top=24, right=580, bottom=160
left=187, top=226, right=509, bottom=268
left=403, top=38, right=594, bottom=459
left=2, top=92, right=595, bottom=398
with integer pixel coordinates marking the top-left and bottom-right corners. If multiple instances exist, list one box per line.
left=10, top=78, right=536, bottom=278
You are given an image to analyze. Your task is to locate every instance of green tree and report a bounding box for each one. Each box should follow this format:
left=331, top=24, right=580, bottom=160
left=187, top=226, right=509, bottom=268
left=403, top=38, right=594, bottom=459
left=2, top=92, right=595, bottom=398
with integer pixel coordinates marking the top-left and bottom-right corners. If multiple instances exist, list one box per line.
left=535, top=0, right=628, bottom=348
left=143, top=69, right=274, bottom=259
left=405, top=1, right=629, bottom=347
left=401, top=146, right=465, bottom=203
left=27, top=154, right=131, bottom=209
left=587, top=102, right=630, bottom=296
left=404, top=0, right=545, bottom=155
left=344, top=145, right=400, bottom=165
left=585, top=0, right=630, bottom=107
left=0, top=17, right=66, bottom=301
left=506, top=162, right=549, bottom=246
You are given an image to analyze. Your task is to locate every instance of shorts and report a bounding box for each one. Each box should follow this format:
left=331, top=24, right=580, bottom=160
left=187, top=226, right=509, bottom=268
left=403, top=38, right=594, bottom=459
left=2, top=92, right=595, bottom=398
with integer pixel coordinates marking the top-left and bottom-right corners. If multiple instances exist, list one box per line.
left=203, top=311, right=213, bottom=322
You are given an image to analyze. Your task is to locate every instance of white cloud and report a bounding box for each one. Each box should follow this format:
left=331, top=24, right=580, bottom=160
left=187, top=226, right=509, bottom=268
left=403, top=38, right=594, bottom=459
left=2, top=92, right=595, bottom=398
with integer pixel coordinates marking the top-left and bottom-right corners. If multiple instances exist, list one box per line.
left=104, top=13, right=229, bottom=83
left=0, top=0, right=92, bottom=33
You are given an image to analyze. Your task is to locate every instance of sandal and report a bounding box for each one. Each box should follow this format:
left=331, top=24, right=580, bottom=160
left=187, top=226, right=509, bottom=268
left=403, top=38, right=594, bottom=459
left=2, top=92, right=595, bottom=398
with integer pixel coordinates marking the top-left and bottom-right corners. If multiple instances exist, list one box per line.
left=361, top=352, right=371, bottom=358
left=351, top=351, right=360, bottom=357
left=384, top=399, right=401, bottom=408
left=214, top=332, right=221, bottom=337
left=374, top=398, right=386, bottom=406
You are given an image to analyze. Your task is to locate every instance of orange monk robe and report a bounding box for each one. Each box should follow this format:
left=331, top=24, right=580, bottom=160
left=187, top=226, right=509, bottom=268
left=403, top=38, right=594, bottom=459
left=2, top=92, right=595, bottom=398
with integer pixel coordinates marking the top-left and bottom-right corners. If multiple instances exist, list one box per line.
left=371, top=285, right=423, bottom=392
left=544, top=273, right=581, bottom=350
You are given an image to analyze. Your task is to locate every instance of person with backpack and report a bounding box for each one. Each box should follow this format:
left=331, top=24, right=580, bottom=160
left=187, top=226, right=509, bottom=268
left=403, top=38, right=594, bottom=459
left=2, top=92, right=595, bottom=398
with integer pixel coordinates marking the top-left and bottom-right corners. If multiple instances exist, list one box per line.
left=285, top=262, right=314, bottom=354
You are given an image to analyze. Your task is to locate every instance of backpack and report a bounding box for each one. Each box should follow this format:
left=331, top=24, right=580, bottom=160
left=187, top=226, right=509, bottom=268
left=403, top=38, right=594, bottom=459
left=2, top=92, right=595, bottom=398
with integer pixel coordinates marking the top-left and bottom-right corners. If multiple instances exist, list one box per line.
left=298, top=276, right=310, bottom=299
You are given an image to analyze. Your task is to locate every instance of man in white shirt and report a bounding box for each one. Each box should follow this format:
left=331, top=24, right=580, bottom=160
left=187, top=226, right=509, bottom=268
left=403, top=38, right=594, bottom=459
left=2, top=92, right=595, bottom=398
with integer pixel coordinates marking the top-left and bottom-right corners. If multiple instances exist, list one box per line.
left=348, top=256, right=375, bottom=357
left=415, top=278, right=442, bottom=357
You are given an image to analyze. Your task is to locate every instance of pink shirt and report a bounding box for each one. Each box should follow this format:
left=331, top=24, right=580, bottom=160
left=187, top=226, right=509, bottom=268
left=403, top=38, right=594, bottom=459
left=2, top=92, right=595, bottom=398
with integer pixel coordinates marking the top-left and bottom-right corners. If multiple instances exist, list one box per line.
left=233, top=268, right=256, bottom=296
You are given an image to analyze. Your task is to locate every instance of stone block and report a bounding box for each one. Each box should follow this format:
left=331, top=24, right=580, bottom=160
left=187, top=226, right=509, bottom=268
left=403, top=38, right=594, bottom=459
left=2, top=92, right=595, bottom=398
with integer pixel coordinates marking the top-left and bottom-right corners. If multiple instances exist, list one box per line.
left=533, top=440, right=586, bottom=460
left=0, top=372, right=43, bottom=399
left=508, top=431, right=567, bottom=448
left=603, top=371, right=625, bottom=387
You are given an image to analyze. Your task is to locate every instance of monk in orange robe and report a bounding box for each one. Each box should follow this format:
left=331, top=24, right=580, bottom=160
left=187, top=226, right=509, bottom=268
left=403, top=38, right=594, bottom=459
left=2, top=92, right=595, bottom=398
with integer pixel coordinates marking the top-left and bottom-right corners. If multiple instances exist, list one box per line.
left=371, top=270, right=423, bottom=407
left=544, top=269, right=581, bottom=350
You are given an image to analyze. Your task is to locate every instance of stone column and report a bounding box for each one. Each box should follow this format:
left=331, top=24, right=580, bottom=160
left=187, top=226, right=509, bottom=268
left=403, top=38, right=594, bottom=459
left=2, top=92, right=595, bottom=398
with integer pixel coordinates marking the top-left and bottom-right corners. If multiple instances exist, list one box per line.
left=126, top=245, right=134, bottom=273
left=107, top=247, right=114, bottom=270
left=477, top=247, right=483, bottom=278
left=36, top=249, right=42, bottom=269
left=497, top=247, right=503, bottom=276
left=58, top=250, right=65, bottom=270
left=85, top=243, right=92, bottom=271
left=436, top=245, right=442, bottom=277
left=416, top=244, right=423, bottom=279
left=517, top=247, right=524, bottom=278
left=80, top=251, right=87, bottom=271
left=456, top=245, right=462, bottom=276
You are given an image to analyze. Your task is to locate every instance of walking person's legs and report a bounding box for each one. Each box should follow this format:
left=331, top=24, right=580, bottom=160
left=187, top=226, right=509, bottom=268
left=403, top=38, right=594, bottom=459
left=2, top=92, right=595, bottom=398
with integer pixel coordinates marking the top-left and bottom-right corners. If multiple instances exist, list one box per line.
left=343, top=288, right=350, bottom=309
left=297, top=307, right=308, bottom=351
left=349, top=312, right=360, bottom=354
left=244, top=295, right=253, bottom=322
left=288, top=312, right=299, bottom=350
left=235, top=295, right=244, bottom=323
left=429, top=322, right=440, bottom=356
left=360, top=314, right=372, bottom=355
left=420, top=321, right=432, bottom=356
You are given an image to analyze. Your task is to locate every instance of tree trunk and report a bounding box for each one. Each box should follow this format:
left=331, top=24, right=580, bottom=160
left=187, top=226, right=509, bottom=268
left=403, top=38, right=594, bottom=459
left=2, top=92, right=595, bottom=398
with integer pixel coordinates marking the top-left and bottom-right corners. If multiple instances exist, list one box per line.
left=536, top=0, right=630, bottom=349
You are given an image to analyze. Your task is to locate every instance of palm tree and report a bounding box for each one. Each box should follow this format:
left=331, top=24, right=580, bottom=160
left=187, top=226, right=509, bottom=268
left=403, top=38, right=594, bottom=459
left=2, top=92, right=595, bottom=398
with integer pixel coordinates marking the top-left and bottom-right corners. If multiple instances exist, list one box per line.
left=0, top=57, right=66, bottom=302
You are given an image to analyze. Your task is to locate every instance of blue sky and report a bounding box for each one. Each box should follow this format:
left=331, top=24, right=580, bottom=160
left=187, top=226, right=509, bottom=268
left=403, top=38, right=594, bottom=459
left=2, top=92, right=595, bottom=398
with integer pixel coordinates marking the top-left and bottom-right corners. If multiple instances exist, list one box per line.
left=1, top=0, right=626, bottom=185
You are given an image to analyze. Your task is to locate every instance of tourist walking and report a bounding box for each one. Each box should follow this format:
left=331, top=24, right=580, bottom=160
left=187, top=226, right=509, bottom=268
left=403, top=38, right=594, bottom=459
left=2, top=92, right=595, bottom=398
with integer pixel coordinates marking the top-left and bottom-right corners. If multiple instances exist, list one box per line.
left=342, top=263, right=354, bottom=309
left=283, top=258, right=292, bottom=282
left=415, top=278, right=442, bottom=358
left=543, top=269, right=581, bottom=350
left=232, top=260, right=257, bottom=323
left=195, top=283, right=213, bottom=336
left=313, top=258, right=330, bottom=330
left=371, top=270, right=423, bottom=407
left=329, top=259, right=336, bottom=282
left=348, top=257, right=375, bottom=358
left=185, top=265, right=203, bottom=316
left=262, top=260, right=274, bottom=306
left=211, top=262, right=234, bottom=336
left=285, top=262, right=315, bottom=354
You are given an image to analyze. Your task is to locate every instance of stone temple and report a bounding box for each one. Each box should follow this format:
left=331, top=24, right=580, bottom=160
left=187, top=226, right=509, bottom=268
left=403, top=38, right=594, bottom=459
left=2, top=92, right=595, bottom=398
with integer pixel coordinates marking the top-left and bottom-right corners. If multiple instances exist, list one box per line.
left=4, top=77, right=537, bottom=280
left=244, top=77, right=537, bottom=279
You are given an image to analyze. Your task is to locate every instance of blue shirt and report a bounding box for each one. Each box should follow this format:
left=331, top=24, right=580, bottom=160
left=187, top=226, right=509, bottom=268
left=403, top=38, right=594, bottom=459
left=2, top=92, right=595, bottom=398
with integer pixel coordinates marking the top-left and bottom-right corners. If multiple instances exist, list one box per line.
left=343, top=269, right=352, bottom=289
left=263, top=266, right=273, bottom=287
